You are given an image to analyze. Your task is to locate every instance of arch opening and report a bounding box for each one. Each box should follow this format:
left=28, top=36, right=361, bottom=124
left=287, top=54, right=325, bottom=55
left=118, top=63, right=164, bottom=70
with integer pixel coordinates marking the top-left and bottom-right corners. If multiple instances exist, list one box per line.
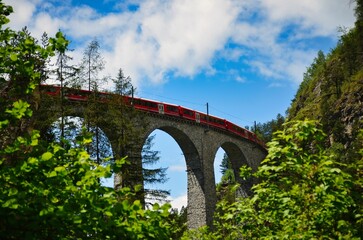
left=215, top=142, right=252, bottom=198
left=48, top=116, right=114, bottom=187
left=141, top=129, right=187, bottom=210
left=213, top=148, right=227, bottom=184
left=142, top=124, right=207, bottom=228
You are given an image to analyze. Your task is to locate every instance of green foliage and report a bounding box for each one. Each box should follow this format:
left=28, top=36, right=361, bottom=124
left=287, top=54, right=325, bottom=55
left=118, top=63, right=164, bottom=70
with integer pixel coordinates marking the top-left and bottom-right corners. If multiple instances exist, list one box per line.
left=288, top=51, right=326, bottom=121
left=288, top=14, right=363, bottom=154
left=255, top=113, right=285, bottom=143
left=219, top=153, right=232, bottom=176
left=169, top=206, right=188, bottom=239
left=186, top=120, right=362, bottom=239
left=113, top=68, right=133, bottom=96
left=0, top=130, right=174, bottom=239
left=216, top=153, right=238, bottom=203
left=0, top=2, right=177, bottom=238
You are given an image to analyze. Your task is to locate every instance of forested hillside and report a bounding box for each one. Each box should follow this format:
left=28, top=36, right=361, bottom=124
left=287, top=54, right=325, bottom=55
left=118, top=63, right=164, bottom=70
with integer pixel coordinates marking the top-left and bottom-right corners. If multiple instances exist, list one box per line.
left=190, top=1, right=363, bottom=239
left=288, top=1, right=363, bottom=151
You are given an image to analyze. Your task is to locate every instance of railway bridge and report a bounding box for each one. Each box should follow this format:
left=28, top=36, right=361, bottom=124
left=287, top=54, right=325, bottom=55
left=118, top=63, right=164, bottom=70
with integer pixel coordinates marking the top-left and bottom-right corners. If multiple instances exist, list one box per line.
left=38, top=86, right=267, bottom=229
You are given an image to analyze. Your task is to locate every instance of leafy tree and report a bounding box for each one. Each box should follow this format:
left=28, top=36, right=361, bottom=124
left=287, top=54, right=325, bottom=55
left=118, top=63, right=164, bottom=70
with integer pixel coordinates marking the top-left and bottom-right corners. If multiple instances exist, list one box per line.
left=186, top=120, right=362, bottom=239
left=0, top=2, right=176, bottom=238
left=216, top=153, right=236, bottom=201
left=169, top=206, right=188, bottom=239
left=254, top=113, right=285, bottom=143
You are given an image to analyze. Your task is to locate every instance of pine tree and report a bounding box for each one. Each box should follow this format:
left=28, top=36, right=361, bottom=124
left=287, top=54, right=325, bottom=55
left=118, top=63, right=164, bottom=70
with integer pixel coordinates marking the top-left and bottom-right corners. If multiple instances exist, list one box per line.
left=142, top=134, right=170, bottom=205
left=76, top=39, right=105, bottom=90
left=52, top=39, right=79, bottom=141
left=110, top=69, right=170, bottom=204
left=77, top=39, right=107, bottom=164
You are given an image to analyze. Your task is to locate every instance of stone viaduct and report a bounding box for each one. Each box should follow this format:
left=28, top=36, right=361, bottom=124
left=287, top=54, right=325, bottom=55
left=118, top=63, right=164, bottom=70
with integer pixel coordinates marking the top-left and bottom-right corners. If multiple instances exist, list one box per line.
left=38, top=91, right=267, bottom=229
left=139, top=113, right=266, bottom=228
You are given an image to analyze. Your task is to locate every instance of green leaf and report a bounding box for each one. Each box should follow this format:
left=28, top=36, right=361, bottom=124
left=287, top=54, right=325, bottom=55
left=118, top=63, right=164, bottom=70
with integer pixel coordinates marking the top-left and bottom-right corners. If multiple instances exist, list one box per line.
left=104, top=211, right=113, bottom=217
left=73, top=217, right=82, bottom=224
left=39, top=209, right=48, bottom=216
left=41, top=152, right=53, bottom=161
left=28, top=157, right=38, bottom=165
left=9, top=188, right=18, bottom=196
left=54, top=166, right=65, bottom=172
left=0, top=119, right=9, bottom=128
left=9, top=53, right=17, bottom=61
left=2, top=198, right=18, bottom=209
left=6, top=100, right=32, bottom=119
left=51, top=197, right=59, bottom=203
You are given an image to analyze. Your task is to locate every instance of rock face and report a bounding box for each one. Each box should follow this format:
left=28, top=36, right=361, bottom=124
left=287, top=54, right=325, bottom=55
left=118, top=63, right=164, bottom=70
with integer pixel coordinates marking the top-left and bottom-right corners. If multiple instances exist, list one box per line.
left=336, top=80, right=363, bottom=145
left=289, top=73, right=362, bottom=148
left=287, top=27, right=363, bottom=149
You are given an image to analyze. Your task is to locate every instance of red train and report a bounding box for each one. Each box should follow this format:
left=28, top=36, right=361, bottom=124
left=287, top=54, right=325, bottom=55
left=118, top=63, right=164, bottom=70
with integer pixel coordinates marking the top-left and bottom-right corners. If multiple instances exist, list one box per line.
left=40, top=85, right=265, bottom=148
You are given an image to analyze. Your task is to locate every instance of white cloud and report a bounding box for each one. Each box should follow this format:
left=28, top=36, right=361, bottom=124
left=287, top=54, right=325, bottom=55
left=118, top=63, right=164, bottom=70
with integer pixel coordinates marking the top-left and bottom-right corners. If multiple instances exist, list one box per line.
left=262, top=0, right=355, bottom=36
left=230, top=0, right=355, bottom=84
left=169, top=165, right=186, bottom=172
left=145, top=192, right=187, bottom=211
left=4, top=0, right=39, bottom=30
left=105, top=0, right=240, bottom=85
left=4, top=0, right=356, bottom=86
left=169, top=193, right=187, bottom=211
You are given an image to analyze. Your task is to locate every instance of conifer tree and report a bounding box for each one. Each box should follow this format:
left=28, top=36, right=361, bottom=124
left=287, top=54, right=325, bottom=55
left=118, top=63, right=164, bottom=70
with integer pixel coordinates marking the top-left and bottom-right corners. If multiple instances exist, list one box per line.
left=142, top=134, right=170, bottom=204
left=77, top=39, right=107, bottom=164
left=76, top=39, right=105, bottom=90
left=110, top=68, right=170, bottom=204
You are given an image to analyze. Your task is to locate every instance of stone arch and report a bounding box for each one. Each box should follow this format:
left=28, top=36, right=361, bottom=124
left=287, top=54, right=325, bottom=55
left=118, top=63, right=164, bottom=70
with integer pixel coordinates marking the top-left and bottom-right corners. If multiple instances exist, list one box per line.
left=219, top=141, right=252, bottom=197
left=142, top=124, right=206, bottom=229
left=35, top=103, right=107, bottom=140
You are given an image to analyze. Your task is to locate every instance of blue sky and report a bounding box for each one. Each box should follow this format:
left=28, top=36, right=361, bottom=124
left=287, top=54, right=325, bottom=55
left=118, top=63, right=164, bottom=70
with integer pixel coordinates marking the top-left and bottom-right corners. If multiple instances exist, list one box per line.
left=5, top=0, right=356, bottom=209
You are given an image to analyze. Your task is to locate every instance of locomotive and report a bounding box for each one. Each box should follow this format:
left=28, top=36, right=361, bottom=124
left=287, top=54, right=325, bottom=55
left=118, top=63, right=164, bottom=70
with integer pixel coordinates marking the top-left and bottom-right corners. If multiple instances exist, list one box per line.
left=40, top=85, right=265, bottom=148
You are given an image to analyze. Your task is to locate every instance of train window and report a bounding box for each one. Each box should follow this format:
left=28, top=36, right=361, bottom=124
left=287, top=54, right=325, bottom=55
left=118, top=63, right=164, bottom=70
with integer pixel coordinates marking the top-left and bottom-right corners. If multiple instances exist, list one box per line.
left=139, top=100, right=147, bottom=107
left=166, top=105, right=178, bottom=113
left=183, top=109, right=193, bottom=116
left=136, top=99, right=143, bottom=106
left=148, top=101, right=157, bottom=108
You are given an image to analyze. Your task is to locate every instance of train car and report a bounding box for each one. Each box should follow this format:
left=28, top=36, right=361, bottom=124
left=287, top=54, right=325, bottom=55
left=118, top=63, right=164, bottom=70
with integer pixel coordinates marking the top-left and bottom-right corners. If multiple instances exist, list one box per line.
left=208, top=115, right=227, bottom=129
left=163, top=103, right=181, bottom=117
left=41, top=84, right=61, bottom=96
left=179, top=107, right=196, bottom=121
left=226, top=121, right=248, bottom=138
left=40, top=84, right=264, bottom=147
left=132, top=97, right=161, bottom=114
left=63, top=88, right=90, bottom=101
